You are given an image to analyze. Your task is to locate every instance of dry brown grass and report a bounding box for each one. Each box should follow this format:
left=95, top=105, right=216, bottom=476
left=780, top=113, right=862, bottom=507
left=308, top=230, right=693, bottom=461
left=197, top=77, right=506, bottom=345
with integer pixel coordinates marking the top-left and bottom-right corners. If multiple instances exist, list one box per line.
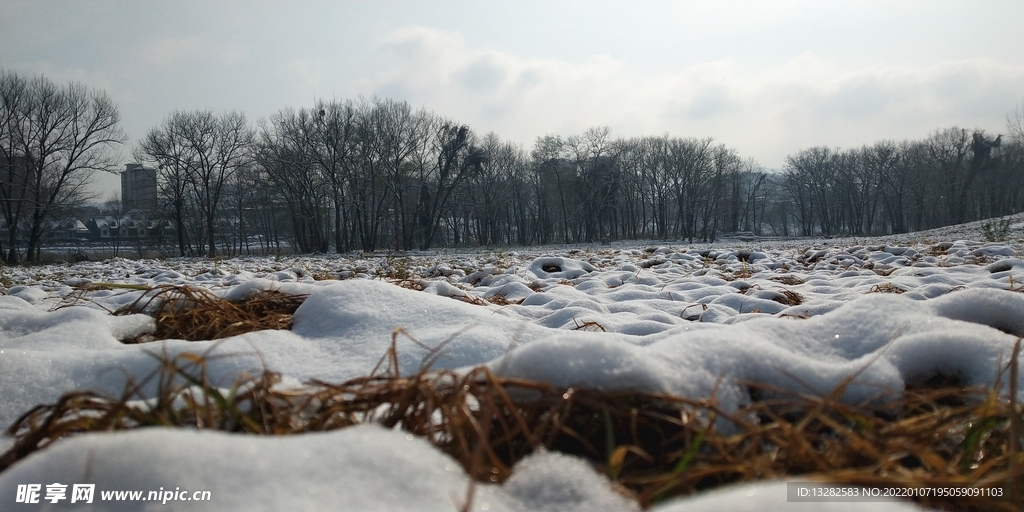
left=450, top=293, right=488, bottom=306
left=770, top=274, right=805, bottom=286
left=394, top=279, right=426, bottom=291
left=486, top=294, right=523, bottom=306
left=718, top=265, right=755, bottom=282
left=737, top=283, right=761, bottom=294
left=114, top=285, right=308, bottom=342
left=2, top=340, right=1021, bottom=510
left=772, top=289, right=805, bottom=306
left=930, top=243, right=953, bottom=256
left=1010, top=276, right=1023, bottom=293
left=967, top=254, right=995, bottom=266
left=867, top=283, right=905, bottom=294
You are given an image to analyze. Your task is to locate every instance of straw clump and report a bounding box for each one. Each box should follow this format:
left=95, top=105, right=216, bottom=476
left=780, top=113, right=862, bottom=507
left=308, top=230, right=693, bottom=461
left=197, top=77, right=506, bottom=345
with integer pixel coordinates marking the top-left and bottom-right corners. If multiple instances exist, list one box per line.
left=1, top=343, right=1021, bottom=511
left=113, top=284, right=308, bottom=342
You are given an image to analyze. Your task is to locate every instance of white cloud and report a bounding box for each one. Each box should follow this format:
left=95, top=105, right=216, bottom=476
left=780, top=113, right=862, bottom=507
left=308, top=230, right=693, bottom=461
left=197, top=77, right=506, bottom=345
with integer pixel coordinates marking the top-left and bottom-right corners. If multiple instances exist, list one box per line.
left=354, top=27, right=1024, bottom=167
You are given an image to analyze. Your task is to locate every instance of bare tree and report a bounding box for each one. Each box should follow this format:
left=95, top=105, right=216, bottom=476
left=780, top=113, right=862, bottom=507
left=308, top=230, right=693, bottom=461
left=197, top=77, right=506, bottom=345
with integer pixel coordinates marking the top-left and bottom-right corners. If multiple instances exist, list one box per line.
left=922, top=128, right=972, bottom=226
left=667, top=137, right=716, bottom=242
left=865, top=140, right=909, bottom=234
left=0, top=71, right=30, bottom=261
left=102, top=192, right=125, bottom=258
left=137, top=112, right=194, bottom=256
left=784, top=147, right=833, bottom=236
left=310, top=99, right=359, bottom=252
left=416, top=121, right=485, bottom=249
left=530, top=135, right=575, bottom=243
left=1003, top=100, right=1024, bottom=214
left=565, top=126, right=622, bottom=242
left=465, top=132, right=527, bottom=245
left=137, top=110, right=252, bottom=257
left=0, top=70, right=125, bottom=263
left=254, top=108, right=333, bottom=253
left=1007, top=99, right=1024, bottom=146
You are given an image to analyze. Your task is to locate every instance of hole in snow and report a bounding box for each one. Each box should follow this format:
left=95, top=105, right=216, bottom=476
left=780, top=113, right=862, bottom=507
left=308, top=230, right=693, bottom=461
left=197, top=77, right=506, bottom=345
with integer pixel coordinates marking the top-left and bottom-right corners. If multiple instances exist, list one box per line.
left=905, top=371, right=972, bottom=407
left=987, top=262, right=1012, bottom=273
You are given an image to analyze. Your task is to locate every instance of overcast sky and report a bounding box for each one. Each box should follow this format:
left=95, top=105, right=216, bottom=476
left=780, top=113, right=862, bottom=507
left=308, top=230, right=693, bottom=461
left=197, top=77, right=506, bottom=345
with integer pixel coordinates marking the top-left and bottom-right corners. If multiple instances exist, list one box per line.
left=2, top=0, right=1023, bottom=199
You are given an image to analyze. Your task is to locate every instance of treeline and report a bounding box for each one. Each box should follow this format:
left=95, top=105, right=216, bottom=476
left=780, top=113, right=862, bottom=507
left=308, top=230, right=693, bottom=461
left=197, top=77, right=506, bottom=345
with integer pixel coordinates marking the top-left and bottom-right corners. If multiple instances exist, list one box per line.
left=158, top=100, right=1019, bottom=255
left=2, top=69, right=1023, bottom=261
left=782, top=129, right=1022, bottom=236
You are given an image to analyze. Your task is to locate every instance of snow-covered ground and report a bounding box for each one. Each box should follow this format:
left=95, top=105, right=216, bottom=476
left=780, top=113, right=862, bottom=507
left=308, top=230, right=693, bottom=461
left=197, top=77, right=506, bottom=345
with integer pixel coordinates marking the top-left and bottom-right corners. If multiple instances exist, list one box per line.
left=1, top=213, right=1023, bottom=511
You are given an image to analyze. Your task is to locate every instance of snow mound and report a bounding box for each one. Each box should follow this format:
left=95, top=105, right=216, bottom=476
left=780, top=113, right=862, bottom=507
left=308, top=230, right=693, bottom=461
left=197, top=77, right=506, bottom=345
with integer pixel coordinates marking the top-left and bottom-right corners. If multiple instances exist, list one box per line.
left=527, top=256, right=595, bottom=279
left=0, top=425, right=633, bottom=512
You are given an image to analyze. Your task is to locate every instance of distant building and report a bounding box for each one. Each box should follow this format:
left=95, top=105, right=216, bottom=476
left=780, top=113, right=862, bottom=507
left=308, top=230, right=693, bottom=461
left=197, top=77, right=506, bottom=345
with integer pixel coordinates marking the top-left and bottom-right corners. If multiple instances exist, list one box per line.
left=84, top=215, right=173, bottom=242
left=47, top=219, right=92, bottom=241
left=121, top=163, right=158, bottom=212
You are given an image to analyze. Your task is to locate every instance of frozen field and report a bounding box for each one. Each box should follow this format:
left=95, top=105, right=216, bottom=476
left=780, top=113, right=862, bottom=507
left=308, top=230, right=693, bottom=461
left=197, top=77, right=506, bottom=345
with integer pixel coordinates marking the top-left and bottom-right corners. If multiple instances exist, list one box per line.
left=1, top=213, right=1023, bottom=511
